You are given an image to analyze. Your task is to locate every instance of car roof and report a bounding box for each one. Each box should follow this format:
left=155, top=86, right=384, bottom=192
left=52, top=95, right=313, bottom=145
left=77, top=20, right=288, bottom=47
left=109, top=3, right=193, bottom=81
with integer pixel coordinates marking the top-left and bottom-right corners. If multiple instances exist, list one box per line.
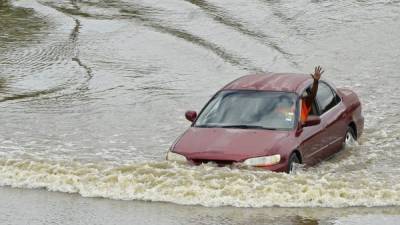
left=221, top=73, right=312, bottom=94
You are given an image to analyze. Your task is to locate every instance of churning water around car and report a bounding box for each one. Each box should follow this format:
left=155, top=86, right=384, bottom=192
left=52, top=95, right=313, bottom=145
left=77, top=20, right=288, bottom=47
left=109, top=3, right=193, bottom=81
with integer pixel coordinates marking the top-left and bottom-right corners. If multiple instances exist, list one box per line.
left=0, top=0, right=400, bottom=224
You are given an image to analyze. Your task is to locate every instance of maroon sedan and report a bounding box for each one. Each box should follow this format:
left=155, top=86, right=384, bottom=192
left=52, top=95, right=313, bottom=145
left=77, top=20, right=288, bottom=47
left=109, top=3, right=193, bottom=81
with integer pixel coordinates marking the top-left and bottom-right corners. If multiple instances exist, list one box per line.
left=166, top=73, right=364, bottom=173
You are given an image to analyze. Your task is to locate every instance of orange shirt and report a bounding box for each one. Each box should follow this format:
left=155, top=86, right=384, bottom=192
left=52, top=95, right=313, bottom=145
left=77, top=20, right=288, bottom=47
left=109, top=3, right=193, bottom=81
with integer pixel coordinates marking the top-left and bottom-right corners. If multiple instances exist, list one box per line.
left=301, top=100, right=311, bottom=122
left=301, top=79, right=319, bottom=122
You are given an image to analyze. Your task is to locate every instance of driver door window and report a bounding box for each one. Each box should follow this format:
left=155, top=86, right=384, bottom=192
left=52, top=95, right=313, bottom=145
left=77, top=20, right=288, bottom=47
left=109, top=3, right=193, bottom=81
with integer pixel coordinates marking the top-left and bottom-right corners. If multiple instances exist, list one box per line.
left=302, top=88, right=319, bottom=116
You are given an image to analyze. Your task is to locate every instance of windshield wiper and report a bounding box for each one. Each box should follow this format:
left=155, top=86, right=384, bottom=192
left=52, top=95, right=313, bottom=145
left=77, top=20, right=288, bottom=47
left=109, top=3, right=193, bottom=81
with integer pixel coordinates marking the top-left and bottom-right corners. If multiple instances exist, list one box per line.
left=196, top=124, right=278, bottom=130
left=220, top=125, right=277, bottom=130
left=195, top=125, right=219, bottom=128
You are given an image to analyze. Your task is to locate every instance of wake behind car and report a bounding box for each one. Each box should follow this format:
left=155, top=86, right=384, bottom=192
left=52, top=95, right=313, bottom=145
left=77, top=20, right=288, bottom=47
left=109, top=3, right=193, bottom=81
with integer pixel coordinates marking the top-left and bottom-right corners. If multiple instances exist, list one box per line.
left=166, top=73, right=364, bottom=173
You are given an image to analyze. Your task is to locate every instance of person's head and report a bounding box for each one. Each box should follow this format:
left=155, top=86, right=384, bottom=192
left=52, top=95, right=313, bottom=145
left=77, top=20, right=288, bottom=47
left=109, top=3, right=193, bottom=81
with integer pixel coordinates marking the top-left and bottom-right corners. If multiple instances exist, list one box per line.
left=275, top=95, right=294, bottom=112
left=279, top=95, right=293, bottom=106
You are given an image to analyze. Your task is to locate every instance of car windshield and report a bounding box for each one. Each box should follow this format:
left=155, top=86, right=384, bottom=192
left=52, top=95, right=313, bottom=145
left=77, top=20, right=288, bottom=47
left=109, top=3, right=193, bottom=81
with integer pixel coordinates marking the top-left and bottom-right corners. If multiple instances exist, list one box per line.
left=195, top=90, right=297, bottom=130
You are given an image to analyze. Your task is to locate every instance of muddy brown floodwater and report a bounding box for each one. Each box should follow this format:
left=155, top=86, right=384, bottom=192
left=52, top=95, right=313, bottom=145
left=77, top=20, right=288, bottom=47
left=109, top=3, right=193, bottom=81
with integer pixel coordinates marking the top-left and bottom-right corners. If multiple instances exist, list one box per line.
left=0, top=0, right=400, bottom=224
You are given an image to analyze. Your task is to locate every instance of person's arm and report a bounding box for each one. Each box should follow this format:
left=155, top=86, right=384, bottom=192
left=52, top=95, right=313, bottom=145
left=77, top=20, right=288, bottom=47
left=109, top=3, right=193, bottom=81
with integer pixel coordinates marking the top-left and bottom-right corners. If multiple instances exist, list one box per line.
left=306, top=66, right=324, bottom=105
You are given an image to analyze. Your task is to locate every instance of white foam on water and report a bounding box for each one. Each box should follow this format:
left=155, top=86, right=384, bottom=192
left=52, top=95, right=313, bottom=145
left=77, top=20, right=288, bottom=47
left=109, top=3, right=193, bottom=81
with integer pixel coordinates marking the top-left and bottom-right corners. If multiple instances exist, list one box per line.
left=0, top=156, right=399, bottom=208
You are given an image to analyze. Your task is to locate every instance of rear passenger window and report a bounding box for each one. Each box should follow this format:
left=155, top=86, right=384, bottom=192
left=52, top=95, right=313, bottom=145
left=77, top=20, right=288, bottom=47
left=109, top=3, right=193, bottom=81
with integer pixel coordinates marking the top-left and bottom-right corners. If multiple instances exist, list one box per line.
left=316, top=82, right=337, bottom=114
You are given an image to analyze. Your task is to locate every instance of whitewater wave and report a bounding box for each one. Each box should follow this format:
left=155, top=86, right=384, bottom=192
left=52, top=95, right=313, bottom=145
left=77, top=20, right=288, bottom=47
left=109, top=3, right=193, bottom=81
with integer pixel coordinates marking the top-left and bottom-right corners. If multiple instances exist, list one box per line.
left=0, top=158, right=399, bottom=208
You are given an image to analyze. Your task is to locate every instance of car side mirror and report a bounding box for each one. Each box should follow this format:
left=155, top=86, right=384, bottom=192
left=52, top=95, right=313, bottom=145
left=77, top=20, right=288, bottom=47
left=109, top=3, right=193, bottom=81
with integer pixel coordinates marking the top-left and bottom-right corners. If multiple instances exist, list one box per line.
left=185, top=110, right=197, bottom=122
left=303, top=115, right=321, bottom=127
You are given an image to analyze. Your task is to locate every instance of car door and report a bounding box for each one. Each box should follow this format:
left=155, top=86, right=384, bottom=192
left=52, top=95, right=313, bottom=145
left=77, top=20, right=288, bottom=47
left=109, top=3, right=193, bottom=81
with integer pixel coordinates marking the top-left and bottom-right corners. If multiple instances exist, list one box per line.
left=315, top=82, right=347, bottom=160
left=299, top=90, right=326, bottom=166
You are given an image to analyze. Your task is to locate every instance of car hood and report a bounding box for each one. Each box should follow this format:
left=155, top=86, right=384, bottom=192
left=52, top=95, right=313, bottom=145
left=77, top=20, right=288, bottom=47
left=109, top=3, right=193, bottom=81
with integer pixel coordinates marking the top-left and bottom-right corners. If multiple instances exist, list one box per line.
left=173, top=127, right=290, bottom=162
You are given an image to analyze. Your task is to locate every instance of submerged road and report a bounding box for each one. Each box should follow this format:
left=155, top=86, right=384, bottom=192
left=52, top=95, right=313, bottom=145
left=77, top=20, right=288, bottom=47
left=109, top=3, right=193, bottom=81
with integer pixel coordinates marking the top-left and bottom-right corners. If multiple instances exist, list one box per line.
left=0, top=0, right=400, bottom=224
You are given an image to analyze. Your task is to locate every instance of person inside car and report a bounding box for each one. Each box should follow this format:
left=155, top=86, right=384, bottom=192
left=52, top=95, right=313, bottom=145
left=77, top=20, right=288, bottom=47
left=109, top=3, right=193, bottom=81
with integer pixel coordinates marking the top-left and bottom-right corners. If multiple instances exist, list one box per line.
left=273, top=95, right=296, bottom=125
left=300, top=66, right=324, bottom=123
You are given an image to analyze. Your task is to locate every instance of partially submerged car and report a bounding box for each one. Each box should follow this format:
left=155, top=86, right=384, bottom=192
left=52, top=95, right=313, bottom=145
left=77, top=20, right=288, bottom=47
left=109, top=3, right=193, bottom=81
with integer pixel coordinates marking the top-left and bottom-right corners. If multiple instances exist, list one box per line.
left=166, top=73, right=364, bottom=173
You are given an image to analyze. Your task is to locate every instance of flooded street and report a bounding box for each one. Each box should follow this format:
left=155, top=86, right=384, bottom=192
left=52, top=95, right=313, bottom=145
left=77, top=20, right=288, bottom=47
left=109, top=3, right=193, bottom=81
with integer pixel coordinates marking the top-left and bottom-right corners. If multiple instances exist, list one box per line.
left=1, top=0, right=400, bottom=224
